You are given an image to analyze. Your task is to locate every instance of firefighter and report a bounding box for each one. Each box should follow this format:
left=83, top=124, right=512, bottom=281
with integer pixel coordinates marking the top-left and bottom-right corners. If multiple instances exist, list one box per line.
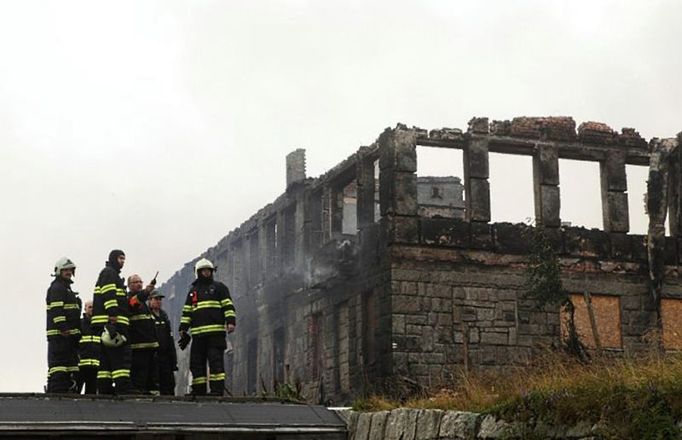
left=91, top=249, right=131, bottom=395
left=178, top=258, right=236, bottom=396
left=77, top=300, right=100, bottom=394
left=149, top=290, right=177, bottom=395
left=127, top=274, right=158, bottom=393
left=45, top=257, right=82, bottom=393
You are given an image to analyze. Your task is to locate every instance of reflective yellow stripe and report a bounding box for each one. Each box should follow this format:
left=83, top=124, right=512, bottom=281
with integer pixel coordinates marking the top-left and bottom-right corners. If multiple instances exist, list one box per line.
left=116, top=289, right=126, bottom=297
left=46, top=301, right=64, bottom=310
left=194, top=300, right=221, bottom=310
left=97, top=370, right=112, bottom=379
left=80, top=336, right=101, bottom=343
left=224, top=311, right=236, bottom=318
left=220, top=299, right=233, bottom=306
left=53, top=316, right=66, bottom=323
left=209, top=373, right=225, bottom=381
left=129, top=314, right=152, bottom=321
left=180, top=317, right=191, bottom=324
left=79, top=359, right=100, bottom=367
left=112, top=369, right=130, bottom=379
left=66, top=366, right=79, bottom=372
left=46, top=328, right=81, bottom=337
left=100, top=284, right=116, bottom=294
left=91, top=315, right=108, bottom=324
left=131, top=342, right=159, bottom=350
left=48, top=366, right=68, bottom=376
left=182, top=305, right=192, bottom=312
left=192, top=376, right=207, bottom=385
left=104, top=299, right=117, bottom=309
left=117, top=316, right=129, bottom=325
left=191, top=324, right=225, bottom=335
left=63, top=304, right=80, bottom=310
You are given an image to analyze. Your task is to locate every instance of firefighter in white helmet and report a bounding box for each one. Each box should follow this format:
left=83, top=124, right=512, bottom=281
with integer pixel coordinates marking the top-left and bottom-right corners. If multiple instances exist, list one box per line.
left=178, top=258, right=236, bottom=395
left=45, top=257, right=82, bottom=393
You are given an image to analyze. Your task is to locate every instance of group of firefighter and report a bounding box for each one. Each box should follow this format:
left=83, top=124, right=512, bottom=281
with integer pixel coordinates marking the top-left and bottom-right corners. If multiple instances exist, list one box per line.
left=45, top=249, right=236, bottom=396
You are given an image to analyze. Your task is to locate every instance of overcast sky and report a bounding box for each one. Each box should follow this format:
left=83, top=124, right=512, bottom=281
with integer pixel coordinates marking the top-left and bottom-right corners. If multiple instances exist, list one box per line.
left=1, top=0, right=680, bottom=392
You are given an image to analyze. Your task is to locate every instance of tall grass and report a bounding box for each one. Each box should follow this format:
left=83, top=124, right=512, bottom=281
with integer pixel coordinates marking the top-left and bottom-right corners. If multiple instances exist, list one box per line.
left=353, top=351, right=682, bottom=438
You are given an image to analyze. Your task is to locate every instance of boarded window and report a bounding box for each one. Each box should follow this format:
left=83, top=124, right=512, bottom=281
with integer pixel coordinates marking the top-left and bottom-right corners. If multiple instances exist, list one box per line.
left=662, top=298, right=682, bottom=350
left=561, top=294, right=622, bottom=349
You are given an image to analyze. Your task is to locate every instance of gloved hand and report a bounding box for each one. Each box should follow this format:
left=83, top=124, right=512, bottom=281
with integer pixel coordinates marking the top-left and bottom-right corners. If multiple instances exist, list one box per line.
left=178, top=331, right=191, bottom=350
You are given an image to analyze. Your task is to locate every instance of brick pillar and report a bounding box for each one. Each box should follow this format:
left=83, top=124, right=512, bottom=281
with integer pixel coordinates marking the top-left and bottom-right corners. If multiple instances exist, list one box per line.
left=464, top=136, right=491, bottom=222
left=600, top=150, right=629, bottom=233
left=533, top=143, right=561, bottom=227
left=286, top=149, right=306, bottom=189
left=379, top=127, right=418, bottom=243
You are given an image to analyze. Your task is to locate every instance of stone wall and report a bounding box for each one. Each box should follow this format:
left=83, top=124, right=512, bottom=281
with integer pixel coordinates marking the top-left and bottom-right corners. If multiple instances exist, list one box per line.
left=160, top=116, right=682, bottom=403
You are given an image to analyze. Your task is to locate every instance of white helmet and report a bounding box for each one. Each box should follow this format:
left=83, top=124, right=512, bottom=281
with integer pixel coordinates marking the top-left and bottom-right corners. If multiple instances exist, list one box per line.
left=101, top=325, right=127, bottom=348
left=194, top=258, right=215, bottom=277
left=54, top=257, right=76, bottom=277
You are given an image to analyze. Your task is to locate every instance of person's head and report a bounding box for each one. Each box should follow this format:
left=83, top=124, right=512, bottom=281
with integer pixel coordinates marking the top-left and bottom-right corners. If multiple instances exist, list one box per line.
left=148, top=291, right=164, bottom=312
left=194, top=258, right=215, bottom=280
left=84, top=300, right=93, bottom=317
left=54, top=257, right=76, bottom=280
left=127, top=274, right=143, bottom=293
left=107, top=249, right=126, bottom=270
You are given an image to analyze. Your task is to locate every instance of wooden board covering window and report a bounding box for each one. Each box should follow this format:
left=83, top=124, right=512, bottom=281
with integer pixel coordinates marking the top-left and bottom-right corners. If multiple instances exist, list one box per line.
left=661, top=298, right=682, bottom=350
left=561, top=294, right=622, bottom=349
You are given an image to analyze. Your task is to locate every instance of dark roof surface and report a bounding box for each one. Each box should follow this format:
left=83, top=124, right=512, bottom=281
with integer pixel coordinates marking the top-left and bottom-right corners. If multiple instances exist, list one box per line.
left=0, top=394, right=345, bottom=436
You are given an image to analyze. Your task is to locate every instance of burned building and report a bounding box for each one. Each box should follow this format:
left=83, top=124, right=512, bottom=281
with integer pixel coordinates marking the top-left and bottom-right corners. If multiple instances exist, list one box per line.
left=161, top=117, right=682, bottom=404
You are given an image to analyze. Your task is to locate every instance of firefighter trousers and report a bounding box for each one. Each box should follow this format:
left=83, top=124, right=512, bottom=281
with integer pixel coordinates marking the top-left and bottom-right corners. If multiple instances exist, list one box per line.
left=46, top=336, right=79, bottom=393
left=189, top=333, right=226, bottom=396
left=97, top=343, right=132, bottom=395
left=158, top=353, right=176, bottom=396
left=131, top=348, right=158, bottom=393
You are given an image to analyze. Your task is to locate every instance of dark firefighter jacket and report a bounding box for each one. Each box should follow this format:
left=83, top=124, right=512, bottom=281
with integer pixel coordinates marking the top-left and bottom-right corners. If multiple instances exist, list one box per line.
left=46, top=277, right=81, bottom=339
left=153, top=309, right=177, bottom=368
left=178, top=278, right=236, bottom=337
left=127, top=290, right=159, bottom=350
left=78, top=314, right=101, bottom=368
left=91, top=263, right=129, bottom=337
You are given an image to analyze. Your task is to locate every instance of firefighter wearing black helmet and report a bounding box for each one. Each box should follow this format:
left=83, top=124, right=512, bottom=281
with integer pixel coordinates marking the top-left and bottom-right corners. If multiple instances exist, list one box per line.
left=91, top=249, right=131, bottom=394
left=178, top=258, right=236, bottom=396
left=45, top=257, right=82, bottom=393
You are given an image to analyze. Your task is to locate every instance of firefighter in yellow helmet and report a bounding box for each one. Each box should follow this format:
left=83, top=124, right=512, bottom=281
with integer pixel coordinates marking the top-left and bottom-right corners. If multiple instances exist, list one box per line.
left=178, top=258, right=236, bottom=395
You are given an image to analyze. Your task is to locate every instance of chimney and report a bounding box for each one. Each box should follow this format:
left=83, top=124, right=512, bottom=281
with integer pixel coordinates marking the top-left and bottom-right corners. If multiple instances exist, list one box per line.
left=286, top=149, right=306, bottom=189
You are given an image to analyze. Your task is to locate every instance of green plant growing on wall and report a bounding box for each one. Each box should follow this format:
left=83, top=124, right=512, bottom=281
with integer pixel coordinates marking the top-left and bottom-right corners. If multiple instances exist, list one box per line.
left=523, top=226, right=588, bottom=361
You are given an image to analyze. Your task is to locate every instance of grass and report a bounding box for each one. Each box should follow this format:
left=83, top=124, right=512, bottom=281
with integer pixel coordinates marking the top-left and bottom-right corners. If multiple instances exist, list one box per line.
left=352, top=351, right=682, bottom=438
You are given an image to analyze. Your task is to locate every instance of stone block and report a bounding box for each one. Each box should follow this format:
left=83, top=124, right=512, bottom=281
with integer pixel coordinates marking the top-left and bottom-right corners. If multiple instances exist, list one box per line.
left=387, top=216, right=420, bottom=244
left=393, top=336, right=422, bottom=351
left=604, top=191, right=630, bottom=233
left=384, top=409, right=417, bottom=440
left=379, top=128, right=417, bottom=172
left=355, top=412, right=373, bottom=440
left=394, top=172, right=418, bottom=216
left=477, top=415, right=512, bottom=439
left=480, top=331, right=509, bottom=345
left=630, top=234, right=647, bottom=262
left=393, top=295, right=421, bottom=313
left=534, top=144, right=559, bottom=185
left=602, top=151, right=627, bottom=192
left=536, top=184, right=561, bottom=227
left=420, top=218, right=470, bottom=247
left=368, top=411, right=389, bottom=440
left=438, top=411, right=479, bottom=440
left=562, top=227, right=610, bottom=258
left=470, top=221, right=493, bottom=249
left=610, top=232, right=632, bottom=260
left=466, top=178, right=491, bottom=222
left=467, top=117, right=489, bottom=134
left=665, top=236, right=678, bottom=265
left=465, top=138, right=489, bottom=179
left=416, top=409, right=444, bottom=440
left=493, top=222, right=531, bottom=254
